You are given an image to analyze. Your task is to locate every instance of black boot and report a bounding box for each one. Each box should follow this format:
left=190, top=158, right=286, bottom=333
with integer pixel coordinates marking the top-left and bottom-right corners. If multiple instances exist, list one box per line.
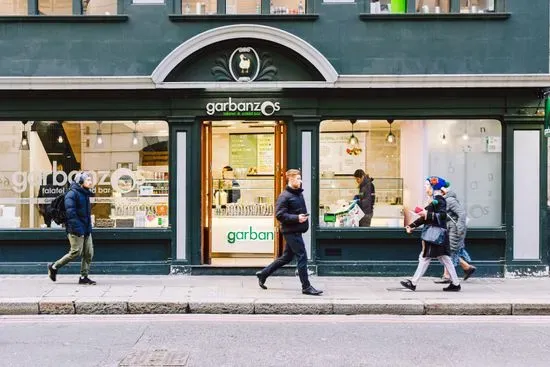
left=47, top=263, right=57, bottom=282
left=255, top=271, right=267, bottom=290
left=400, top=279, right=416, bottom=291
left=443, top=283, right=461, bottom=292
left=302, top=286, right=323, bottom=296
left=79, top=276, right=96, bottom=285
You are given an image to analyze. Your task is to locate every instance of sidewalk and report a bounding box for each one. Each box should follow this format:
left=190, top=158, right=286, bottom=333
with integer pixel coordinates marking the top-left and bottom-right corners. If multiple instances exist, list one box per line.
left=1, top=275, right=550, bottom=316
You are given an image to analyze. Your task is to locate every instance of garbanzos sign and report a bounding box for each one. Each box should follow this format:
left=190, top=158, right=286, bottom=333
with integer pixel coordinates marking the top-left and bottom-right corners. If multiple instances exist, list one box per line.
left=205, top=97, right=281, bottom=117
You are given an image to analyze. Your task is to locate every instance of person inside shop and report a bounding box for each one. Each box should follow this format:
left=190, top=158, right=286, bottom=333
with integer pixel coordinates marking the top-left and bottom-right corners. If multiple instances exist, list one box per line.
left=221, top=166, right=241, bottom=204
left=353, top=169, right=375, bottom=227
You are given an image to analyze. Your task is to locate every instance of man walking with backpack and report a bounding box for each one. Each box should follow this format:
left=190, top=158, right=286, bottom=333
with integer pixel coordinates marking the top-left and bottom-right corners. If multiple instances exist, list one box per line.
left=48, top=172, right=96, bottom=285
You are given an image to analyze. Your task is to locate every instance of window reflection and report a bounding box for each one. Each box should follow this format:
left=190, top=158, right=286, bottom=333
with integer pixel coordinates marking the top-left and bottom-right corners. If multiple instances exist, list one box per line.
left=182, top=0, right=217, bottom=14
left=370, top=0, right=406, bottom=14
left=83, top=0, right=117, bottom=15
left=38, top=0, right=72, bottom=15
left=270, top=0, right=305, bottom=14
left=415, top=0, right=450, bottom=13
left=460, top=0, right=495, bottom=13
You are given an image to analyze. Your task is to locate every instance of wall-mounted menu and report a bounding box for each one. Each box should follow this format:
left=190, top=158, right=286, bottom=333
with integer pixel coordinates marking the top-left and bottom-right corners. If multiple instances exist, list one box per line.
left=230, top=134, right=274, bottom=174
left=320, top=132, right=366, bottom=175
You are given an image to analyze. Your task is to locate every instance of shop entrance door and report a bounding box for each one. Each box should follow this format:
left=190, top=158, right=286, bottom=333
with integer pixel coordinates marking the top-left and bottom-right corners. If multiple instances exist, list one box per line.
left=201, top=120, right=287, bottom=266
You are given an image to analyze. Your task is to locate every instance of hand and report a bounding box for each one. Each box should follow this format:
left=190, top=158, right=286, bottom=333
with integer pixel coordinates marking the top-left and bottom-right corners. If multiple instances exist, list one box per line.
left=298, top=214, right=308, bottom=223
left=405, top=226, right=413, bottom=234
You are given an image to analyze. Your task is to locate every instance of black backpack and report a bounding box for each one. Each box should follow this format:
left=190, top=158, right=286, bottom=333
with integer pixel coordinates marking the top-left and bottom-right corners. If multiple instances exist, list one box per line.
left=47, top=193, right=67, bottom=225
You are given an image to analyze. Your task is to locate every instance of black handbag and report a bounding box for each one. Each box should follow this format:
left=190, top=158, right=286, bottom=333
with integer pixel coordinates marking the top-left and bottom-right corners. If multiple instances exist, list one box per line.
left=420, top=214, right=447, bottom=246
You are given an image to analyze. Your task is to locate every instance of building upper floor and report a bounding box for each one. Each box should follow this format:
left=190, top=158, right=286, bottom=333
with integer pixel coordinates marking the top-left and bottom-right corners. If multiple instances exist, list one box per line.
left=0, top=0, right=548, bottom=78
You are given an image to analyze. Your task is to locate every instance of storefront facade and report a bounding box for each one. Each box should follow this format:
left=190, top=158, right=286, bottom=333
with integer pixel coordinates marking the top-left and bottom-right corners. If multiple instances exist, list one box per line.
left=0, top=0, right=549, bottom=276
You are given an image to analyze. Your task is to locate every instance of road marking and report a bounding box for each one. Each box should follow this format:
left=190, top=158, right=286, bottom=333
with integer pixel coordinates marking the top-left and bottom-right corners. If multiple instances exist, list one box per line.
left=2, top=314, right=550, bottom=325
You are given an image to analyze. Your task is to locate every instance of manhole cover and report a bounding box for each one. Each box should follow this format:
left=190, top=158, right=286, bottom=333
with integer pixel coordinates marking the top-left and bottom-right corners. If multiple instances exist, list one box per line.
left=119, top=349, right=189, bottom=366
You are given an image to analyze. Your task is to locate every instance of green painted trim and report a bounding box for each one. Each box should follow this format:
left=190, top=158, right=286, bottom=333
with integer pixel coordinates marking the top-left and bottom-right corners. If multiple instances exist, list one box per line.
left=316, top=260, right=504, bottom=277
left=0, top=261, right=170, bottom=275
left=0, top=229, right=171, bottom=241
left=0, top=15, right=129, bottom=22
left=168, top=14, right=319, bottom=21
left=359, top=13, right=511, bottom=21
left=316, top=228, right=507, bottom=240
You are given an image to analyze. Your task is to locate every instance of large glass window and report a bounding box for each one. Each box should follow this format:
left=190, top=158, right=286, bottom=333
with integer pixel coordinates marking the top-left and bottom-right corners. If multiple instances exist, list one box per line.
left=38, top=0, right=72, bottom=15
left=319, top=119, right=502, bottom=229
left=0, top=0, right=27, bottom=15
left=226, top=0, right=260, bottom=14
left=370, top=0, right=406, bottom=14
left=270, top=0, right=305, bottom=14
left=0, top=120, right=169, bottom=230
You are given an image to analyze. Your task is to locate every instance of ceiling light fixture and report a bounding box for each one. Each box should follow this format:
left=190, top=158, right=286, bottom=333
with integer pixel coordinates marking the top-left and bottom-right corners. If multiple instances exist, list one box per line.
left=57, top=120, right=64, bottom=144
left=348, top=119, right=359, bottom=146
left=132, top=120, right=139, bottom=146
left=20, top=120, right=29, bottom=151
left=96, top=121, right=103, bottom=145
left=386, top=119, right=395, bottom=144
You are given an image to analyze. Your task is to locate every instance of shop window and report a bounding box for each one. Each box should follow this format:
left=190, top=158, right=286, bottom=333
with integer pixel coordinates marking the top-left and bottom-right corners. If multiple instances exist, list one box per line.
left=459, top=0, right=495, bottom=13
left=270, top=0, right=305, bottom=14
left=415, top=0, right=450, bottom=13
left=0, top=120, right=169, bottom=230
left=0, top=0, right=27, bottom=15
left=82, top=0, right=118, bottom=15
left=319, top=119, right=502, bottom=229
left=38, top=0, right=72, bottom=14
left=182, top=0, right=217, bottom=14
left=370, top=0, right=406, bottom=14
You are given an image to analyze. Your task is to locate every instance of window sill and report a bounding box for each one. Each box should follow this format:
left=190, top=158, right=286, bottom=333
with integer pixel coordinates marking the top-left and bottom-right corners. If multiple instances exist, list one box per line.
left=0, top=15, right=129, bottom=23
left=359, top=12, right=511, bottom=21
left=316, top=227, right=506, bottom=240
left=169, top=14, right=319, bottom=22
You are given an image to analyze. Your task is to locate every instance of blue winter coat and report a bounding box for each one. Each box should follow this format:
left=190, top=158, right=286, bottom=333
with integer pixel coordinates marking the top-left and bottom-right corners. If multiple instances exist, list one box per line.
left=65, top=183, right=93, bottom=236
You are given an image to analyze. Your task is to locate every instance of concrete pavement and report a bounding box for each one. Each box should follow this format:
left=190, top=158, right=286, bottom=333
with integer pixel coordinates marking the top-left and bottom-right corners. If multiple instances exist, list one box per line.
left=1, top=275, right=550, bottom=315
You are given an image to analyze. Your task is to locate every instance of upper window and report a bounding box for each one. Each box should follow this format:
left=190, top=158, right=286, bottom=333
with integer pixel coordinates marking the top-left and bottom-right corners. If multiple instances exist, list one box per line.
left=182, top=0, right=217, bottom=14
left=180, top=0, right=306, bottom=15
left=38, top=0, right=72, bottom=15
left=0, top=0, right=27, bottom=15
left=83, top=0, right=117, bottom=15
left=319, top=119, right=502, bottom=229
left=460, top=0, right=495, bottom=13
left=0, top=120, right=169, bottom=230
left=416, top=0, right=450, bottom=13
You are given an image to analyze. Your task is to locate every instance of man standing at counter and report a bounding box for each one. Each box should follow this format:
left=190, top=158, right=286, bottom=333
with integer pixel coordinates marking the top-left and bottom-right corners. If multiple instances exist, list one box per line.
left=353, top=169, right=375, bottom=227
left=222, top=166, right=241, bottom=204
left=255, top=169, right=323, bottom=296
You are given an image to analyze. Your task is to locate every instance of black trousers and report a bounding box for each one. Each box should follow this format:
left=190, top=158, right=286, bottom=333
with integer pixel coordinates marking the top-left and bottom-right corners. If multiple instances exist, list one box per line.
left=260, top=232, right=311, bottom=290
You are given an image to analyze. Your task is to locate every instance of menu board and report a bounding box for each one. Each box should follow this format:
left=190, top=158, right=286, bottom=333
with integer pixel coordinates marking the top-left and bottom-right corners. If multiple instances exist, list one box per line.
left=320, top=132, right=366, bottom=175
left=230, top=134, right=257, bottom=171
left=256, top=134, right=274, bottom=174
left=230, top=134, right=274, bottom=174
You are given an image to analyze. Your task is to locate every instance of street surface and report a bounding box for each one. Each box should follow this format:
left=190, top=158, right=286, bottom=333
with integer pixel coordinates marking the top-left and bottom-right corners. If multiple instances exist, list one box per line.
left=1, top=314, right=549, bottom=367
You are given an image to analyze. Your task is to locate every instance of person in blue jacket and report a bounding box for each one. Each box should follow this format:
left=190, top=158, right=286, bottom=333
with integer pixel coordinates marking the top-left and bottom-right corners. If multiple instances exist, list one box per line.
left=48, top=172, right=96, bottom=285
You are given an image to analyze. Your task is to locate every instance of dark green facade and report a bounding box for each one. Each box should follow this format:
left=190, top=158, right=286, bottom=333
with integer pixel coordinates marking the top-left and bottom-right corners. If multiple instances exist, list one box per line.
left=0, top=0, right=549, bottom=276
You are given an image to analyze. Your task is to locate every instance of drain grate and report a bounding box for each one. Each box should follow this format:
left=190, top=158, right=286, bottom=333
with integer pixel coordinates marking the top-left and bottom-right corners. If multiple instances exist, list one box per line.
left=119, top=349, right=189, bottom=366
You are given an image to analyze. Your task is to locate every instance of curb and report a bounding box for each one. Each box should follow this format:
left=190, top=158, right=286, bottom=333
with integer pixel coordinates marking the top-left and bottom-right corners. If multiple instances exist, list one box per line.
left=2, top=300, right=550, bottom=316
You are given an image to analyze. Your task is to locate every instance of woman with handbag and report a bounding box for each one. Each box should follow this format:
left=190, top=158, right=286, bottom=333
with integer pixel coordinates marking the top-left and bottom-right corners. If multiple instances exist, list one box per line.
left=400, top=176, right=461, bottom=292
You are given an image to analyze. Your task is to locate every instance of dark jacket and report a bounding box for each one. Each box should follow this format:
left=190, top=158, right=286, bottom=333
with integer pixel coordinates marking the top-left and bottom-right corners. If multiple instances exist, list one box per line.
left=409, top=195, right=448, bottom=229
left=65, top=182, right=93, bottom=236
left=276, top=186, right=309, bottom=234
left=228, top=179, right=241, bottom=203
left=357, top=176, right=375, bottom=215
left=444, top=190, right=467, bottom=252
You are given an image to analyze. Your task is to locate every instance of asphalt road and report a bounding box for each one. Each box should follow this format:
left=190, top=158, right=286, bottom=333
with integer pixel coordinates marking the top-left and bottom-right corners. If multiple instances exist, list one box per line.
left=1, top=314, right=549, bottom=367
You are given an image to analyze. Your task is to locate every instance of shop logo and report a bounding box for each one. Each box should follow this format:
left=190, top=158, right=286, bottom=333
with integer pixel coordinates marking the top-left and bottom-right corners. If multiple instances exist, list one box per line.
left=229, top=47, right=261, bottom=82
left=227, top=227, right=274, bottom=244
left=206, top=97, right=281, bottom=117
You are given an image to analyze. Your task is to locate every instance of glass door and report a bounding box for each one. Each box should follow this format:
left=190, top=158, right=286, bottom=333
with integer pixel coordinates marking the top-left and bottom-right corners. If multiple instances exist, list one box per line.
left=201, top=120, right=287, bottom=266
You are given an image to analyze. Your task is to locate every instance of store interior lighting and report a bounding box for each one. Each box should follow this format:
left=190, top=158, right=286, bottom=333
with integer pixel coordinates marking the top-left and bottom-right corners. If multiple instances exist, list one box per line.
left=348, top=119, right=359, bottom=146
left=132, top=120, right=139, bottom=145
left=20, top=120, right=29, bottom=151
left=57, top=120, right=64, bottom=144
left=386, top=119, right=395, bottom=144
left=441, top=133, right=448, bottom=145
left=96, top=121, right=103, bottom=145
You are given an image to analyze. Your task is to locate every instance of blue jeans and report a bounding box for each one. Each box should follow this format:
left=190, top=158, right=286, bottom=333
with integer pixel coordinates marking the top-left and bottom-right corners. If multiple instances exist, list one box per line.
left=259, top=232, right=311, bottom=290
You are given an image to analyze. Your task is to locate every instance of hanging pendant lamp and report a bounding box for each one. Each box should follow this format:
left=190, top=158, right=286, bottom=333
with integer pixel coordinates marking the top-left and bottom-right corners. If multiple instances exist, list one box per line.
left=386, top=119, right=395, bottom=144
left=348, top=119, right=359, bottom=146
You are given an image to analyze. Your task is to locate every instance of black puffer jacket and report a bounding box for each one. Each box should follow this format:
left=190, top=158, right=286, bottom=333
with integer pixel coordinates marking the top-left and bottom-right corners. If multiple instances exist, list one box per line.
left=276, top=186, right=309, bottom=234
left=65, top=183, right=93, bottom=236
